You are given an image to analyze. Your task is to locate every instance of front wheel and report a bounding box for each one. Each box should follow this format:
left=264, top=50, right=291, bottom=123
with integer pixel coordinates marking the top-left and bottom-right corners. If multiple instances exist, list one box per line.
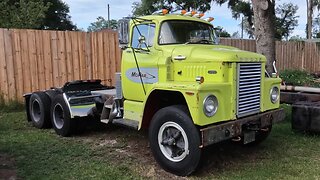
left=149, top=105, right=201, bottom=176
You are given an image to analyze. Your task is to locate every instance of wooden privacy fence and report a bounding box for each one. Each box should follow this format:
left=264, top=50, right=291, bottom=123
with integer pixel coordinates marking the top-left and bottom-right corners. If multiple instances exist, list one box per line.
left=0, top=28, right=121, bottom=102
left=1, top=29, right=320, bottom=103
left=220, top=38, right=320, bottom=73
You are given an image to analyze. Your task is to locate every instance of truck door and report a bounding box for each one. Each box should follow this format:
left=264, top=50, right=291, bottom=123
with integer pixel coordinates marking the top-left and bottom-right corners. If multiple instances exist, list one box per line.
left=121, top=23, right=158, bottom=102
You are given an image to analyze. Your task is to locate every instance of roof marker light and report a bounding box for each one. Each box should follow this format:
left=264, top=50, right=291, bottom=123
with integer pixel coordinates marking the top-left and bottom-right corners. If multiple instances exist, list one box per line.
left=204, top=17, right=215, bottom=22
left=193, top=13, right=205, bottom=18
left=162, top=9, right=169, bottom=15
left=152, top=9, right=169, bottom=15
left=172, top=10, right=187, bottom=15
left=184, top=11, right=197, bottom=16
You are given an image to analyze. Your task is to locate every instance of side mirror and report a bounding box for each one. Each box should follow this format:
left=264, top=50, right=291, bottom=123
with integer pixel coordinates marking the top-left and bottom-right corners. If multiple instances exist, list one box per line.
left=138, top=36, right=146, bottom=46
left=118, top=18, right=130, bottom=48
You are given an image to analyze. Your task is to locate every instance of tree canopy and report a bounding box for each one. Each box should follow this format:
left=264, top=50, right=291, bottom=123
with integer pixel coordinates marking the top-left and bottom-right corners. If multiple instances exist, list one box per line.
left=132, top=0, right=299, bottom=40
left=87, top=17, right=118, bottom=32
left=41, top=0, right=77, bottom=30
left=275, top=3, right=299, bottom=40
left=215, top=1, right=298, bottom=40
left=0, top=0, right=76, bottom=30
left=0, top=0, right=50, bottom=29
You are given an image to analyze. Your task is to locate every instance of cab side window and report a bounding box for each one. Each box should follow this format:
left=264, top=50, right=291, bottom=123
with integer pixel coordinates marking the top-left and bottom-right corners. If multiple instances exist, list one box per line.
left=132, top=23, right=155, bottom=49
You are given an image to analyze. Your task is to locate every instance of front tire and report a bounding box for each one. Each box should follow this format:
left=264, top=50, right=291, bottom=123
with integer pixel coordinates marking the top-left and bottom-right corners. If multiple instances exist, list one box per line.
left=29, top=92, right=51, bottom=129
left=149, top=105, right=201, bottom=176
left=50, top=95, right=74, bottom=137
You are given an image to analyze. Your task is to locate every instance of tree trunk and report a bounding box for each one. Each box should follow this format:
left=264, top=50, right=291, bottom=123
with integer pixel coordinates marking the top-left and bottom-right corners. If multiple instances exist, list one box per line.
left=252, top=0, right=276, bottom=74
left=307, top=0, right=313, bottom=39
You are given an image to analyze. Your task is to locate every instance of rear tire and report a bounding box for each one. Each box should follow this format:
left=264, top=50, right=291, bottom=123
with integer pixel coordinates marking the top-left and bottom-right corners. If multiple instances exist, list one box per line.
left=50, top=95, right=74, bottom=137
left=29, top=92, right=51, bottom=129
left=149, top=105, right=201, bottom=176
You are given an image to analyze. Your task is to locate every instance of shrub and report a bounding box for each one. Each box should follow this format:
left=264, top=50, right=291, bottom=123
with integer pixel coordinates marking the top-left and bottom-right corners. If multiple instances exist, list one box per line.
left=279, top=69, right=320, bottom=87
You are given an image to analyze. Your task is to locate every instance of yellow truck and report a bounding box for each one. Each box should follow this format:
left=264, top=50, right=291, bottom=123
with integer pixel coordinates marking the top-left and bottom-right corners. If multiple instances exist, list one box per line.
left=24, top=10, right=285, bottom=176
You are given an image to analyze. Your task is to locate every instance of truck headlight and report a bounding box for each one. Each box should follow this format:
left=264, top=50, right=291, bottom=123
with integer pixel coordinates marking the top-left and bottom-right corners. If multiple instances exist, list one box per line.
left=270, top=86, right=279, bottom=104
left=203, top=95, right=218, bottom=117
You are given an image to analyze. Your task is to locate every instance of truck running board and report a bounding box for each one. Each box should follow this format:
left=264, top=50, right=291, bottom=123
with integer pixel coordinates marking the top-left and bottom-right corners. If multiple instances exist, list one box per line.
left=111, top=119, right=139, bottom=130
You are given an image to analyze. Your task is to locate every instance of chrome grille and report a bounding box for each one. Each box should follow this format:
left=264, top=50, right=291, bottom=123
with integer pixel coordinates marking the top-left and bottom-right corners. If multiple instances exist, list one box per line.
left=237, top=63, right=261, bottom=117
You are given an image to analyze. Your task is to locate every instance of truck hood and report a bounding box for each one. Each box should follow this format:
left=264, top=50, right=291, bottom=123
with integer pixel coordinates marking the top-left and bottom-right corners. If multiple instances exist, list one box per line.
left=171, top=45, right=266, bottom=63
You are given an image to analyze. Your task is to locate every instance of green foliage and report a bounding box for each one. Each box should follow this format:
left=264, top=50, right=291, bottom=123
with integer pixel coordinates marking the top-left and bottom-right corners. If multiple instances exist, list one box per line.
left=40, top=0, right=77, bottom=30
left=0, top=0, right=50, bottom=29
left=289, top=35, right=305, bottom=41
left=275, top=3, right=299, bottom=40
left=0, top=0, right=76, bottom=30
left=219, top=30, right=231, bottom=37
left=216, top=26, right=231, bottom=37
left=280, top=69, right=320, bottom=87
left=132, top=0, right=299, bottom=40
left=222, top=1, right=299, bottom=40
left=87, top=17, right=118, bottom=32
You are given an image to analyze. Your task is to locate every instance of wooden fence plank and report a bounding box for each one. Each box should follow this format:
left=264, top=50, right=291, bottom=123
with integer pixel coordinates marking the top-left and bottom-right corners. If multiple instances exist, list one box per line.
left=97, top=32, right=104, bottom=81
left=0, top=29, right=9, bottom=101
left=57, top=31, right=67, bottom=85
left=103, top=31, right=111, bottom=85
left=51, top=31, right=60, bottom=87
left=4, top=29, right=17, bottom=100
left=35, top=30, right=46, bottom=90
left=78, top=32, right=86, bottom=80
left=71, top=32, right=80, bottom=80
left=20, top=30, right=31, bottom=94
left=65, top=31, right=73, bottom=82
left=42, top=31, right=53, bottom=88
left=109, top=32, right=116, bottom=84
left=85, top=33, right=92, bottom=79
left=12, top=30, right=24, bottom=98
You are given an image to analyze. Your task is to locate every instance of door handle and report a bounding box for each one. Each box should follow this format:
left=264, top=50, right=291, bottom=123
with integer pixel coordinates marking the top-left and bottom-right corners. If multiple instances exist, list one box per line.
left=173, top=55, right=186, bottom=60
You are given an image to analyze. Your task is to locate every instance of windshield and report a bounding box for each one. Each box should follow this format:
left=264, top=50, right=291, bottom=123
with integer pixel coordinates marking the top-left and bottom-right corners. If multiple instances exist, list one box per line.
left=159, top=20, right=215, bottom=45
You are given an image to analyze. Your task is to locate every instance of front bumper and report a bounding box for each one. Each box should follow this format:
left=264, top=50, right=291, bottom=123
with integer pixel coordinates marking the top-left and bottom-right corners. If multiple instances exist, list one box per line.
left=200, top=108, right=285, bottom=147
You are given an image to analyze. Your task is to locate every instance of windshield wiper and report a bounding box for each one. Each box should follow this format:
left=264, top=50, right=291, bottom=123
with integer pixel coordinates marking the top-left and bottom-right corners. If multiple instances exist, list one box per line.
left=184, top=39, right=214, bottom=45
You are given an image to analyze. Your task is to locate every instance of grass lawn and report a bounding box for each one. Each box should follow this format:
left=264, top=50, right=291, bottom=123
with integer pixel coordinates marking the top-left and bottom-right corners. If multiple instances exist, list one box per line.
left=0, top=105, right=320, bottom=179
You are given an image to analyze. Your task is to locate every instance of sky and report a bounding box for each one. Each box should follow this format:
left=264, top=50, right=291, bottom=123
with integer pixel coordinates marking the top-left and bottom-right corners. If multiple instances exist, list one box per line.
left=63, top=0, right=308, bottom=38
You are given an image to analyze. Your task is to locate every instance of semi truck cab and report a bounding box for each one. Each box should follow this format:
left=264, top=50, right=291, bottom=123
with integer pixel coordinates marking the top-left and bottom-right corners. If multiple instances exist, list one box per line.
left=24, top=10, right=285, bottom=176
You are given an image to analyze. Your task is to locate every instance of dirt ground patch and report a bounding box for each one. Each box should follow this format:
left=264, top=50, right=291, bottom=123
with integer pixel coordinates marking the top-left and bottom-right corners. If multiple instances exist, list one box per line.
left=0, top=154, right=17, bottom=180
left=76, top=124, right=185, bottom=179
left=73, top=122, right=269, bottom=179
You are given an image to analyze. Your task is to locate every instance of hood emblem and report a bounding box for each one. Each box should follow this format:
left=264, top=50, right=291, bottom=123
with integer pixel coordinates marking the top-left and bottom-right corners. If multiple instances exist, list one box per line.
left=173, top=55, right=186, bottom=60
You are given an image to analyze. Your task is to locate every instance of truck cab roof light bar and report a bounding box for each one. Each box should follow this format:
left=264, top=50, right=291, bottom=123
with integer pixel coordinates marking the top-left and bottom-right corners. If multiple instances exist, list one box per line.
left=151, top=9, right=209, bottom=19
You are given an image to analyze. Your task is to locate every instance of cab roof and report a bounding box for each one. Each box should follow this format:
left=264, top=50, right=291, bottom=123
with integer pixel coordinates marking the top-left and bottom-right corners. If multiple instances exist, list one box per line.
left=137, top=14, right=213, bottom=26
